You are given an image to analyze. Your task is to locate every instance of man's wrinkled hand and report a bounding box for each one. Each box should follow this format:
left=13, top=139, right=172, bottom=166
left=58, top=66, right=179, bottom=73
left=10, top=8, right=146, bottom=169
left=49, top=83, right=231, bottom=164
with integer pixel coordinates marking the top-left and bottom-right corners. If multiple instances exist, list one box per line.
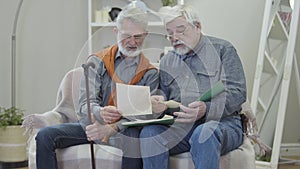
left=174, top=101, right=206, bottom=123
left=85, top=117, right=117, bottom=141
left=151, top=95, right=167, bottom=114
left=100, top=105, right=122, bottom=124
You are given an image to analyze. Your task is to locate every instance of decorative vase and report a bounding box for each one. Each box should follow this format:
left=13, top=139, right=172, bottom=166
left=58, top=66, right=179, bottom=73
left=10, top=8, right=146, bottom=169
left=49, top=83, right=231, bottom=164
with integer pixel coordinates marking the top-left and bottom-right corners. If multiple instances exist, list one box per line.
left=0, top=125, right=27, bottom=162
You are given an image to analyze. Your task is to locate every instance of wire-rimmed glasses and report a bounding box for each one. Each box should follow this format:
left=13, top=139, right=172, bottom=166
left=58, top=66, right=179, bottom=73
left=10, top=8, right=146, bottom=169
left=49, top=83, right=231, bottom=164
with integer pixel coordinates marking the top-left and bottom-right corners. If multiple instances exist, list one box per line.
left=165, top=24, right=190, bottom=41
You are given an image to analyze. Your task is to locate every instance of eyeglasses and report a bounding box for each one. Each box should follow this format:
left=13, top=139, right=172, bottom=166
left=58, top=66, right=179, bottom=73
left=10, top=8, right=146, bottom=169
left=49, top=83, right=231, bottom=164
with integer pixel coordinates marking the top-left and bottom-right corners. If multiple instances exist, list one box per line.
left=165, top=24, right=190, bottom=40
left=119, top=32, right=147, bottom=42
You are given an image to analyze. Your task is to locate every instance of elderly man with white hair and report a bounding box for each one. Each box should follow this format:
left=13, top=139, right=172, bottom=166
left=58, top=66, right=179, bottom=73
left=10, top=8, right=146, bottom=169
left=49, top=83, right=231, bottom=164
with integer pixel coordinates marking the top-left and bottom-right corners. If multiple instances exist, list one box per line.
left=35, top=5, right=159, bottom=169
left=140, top=4, right=247, bottom=169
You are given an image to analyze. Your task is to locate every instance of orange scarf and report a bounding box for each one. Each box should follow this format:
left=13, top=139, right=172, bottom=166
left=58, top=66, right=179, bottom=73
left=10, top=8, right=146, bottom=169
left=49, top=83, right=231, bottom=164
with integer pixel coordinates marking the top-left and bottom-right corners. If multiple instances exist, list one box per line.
left=95, top=44, right=156, bottom=106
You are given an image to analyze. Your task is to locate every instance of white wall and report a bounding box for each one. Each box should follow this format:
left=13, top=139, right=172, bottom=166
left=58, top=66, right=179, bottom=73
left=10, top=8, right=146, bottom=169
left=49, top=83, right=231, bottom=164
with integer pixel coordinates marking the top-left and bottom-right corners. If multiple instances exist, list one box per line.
left=0, top=1, right=17, bottom=109
left=0, top=0, right=265, bottom=115
left=0, top=0, right=88, bottom=114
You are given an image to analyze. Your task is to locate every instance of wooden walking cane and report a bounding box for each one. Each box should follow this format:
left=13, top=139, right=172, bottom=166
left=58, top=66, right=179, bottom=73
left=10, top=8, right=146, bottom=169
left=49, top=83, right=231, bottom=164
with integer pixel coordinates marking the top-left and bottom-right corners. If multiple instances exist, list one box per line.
left=82, top=62, right=96, bottom=169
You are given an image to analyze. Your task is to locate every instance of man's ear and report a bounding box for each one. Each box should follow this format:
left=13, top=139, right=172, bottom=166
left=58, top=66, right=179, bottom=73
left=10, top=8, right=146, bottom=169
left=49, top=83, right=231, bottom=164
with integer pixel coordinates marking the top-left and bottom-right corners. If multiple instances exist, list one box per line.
left=195, top=21, right=201, bottom=30
left=144, top=31, right=149, bottom=36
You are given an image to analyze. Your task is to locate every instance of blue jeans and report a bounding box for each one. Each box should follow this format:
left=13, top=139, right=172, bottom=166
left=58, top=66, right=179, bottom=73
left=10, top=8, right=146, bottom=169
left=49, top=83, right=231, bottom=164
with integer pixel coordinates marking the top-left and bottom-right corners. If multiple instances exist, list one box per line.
left=35, top=123, right=142, bottom=169
left=140, top=116, right=243, bottom=169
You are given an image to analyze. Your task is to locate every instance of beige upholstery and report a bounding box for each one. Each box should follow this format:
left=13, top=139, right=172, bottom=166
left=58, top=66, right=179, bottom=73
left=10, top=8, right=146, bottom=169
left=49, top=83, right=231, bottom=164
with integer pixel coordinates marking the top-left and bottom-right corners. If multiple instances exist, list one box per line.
left=170, top=136, right=255, bottom=169
left=27, top=126, right=122, bottom=169
left=22, top=68, right=256, bottom=169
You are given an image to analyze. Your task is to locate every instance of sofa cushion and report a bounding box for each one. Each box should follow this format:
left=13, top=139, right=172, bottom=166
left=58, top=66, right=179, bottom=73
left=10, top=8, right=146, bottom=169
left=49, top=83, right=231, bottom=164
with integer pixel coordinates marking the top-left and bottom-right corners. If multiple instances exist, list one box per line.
left=56, top=144, right=122, bottom=169
left=170, top=136, right=255, bottom=169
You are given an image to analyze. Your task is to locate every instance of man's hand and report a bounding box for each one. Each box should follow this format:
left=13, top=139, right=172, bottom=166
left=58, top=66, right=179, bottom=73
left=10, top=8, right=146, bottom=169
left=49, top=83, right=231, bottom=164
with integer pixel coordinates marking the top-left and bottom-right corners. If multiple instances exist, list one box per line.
left=151, top=95, right=167, bottom=114
left=100, top=105, right=122, bottom=124
left=85, top=116, right=117, bottom=141
left=174, top=101, right=206, bottom=123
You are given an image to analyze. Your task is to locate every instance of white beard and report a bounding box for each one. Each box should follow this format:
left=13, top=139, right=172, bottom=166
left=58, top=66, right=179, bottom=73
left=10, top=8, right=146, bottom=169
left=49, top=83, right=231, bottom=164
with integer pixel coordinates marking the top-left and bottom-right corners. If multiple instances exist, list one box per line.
left=118, top=42, right=141, bottom=57
left=175, top=46, right=190, bottom=55
left=173, top=40, right=191, bottom=55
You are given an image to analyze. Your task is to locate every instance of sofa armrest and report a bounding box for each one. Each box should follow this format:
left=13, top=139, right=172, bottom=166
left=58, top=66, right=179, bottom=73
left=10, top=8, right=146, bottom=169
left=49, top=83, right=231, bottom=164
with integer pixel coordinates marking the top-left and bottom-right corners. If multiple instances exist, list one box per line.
left=22, top=111, right=64, bottom=138
left=22, top=110, right=65, bottom=163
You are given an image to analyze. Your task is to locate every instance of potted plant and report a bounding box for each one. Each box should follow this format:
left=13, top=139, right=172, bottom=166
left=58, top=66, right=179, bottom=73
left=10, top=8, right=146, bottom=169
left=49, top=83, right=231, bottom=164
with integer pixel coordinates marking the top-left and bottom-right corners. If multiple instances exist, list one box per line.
left=162, top=0, right=176, bottom=6
left=0, top=106, right=27, bottom=162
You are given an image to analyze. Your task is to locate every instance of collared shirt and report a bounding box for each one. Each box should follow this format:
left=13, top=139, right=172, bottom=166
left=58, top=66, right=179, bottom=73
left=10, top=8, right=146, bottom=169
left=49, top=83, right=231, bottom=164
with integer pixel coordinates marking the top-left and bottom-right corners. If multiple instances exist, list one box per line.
left=78, top=49, right=159, bottom=130
left=159, top=35, right=247, bottom=121
left=115, top=50, right=140, bottom=84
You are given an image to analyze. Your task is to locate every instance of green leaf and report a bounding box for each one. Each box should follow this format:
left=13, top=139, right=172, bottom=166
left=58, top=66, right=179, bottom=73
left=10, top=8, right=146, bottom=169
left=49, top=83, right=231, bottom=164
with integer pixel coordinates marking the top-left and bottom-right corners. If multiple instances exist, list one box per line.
left=0, top=106, right=25, bottom=128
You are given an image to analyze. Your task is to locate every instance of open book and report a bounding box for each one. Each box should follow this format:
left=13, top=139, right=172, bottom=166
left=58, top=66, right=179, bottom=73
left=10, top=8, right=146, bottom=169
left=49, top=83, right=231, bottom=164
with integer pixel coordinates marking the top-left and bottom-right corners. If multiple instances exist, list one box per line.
left=121, top=81, right=225, bottom=127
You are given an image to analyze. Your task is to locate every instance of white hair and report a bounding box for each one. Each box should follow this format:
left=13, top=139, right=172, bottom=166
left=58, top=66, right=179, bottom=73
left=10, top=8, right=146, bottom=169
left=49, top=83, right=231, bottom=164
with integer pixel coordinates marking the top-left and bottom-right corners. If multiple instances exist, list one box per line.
left=116, top=5, right=148, bottom=31
left=159, top=5, right=200, bottom=26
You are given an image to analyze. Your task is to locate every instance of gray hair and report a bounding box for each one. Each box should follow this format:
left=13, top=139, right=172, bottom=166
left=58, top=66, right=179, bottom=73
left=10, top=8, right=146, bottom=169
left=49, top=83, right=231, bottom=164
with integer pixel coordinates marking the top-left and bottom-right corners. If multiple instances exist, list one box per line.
left=159, top=5, right=200, bottom=26
left=116, top=5, right=148, bottom=31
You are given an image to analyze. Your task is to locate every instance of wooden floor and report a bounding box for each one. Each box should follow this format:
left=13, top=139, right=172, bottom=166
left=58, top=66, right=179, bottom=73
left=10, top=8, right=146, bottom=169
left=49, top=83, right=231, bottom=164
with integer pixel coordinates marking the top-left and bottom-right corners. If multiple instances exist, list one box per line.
left=278, top=156, right=300, bottom=169
left=279, top=164, right=300, bottom=169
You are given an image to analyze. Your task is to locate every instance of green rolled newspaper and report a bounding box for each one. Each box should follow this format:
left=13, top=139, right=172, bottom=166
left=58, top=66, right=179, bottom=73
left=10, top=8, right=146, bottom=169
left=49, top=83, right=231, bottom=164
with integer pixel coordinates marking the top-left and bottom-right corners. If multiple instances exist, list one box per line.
left=164, top=81, right=226, bottom=109
left=199, top=81, right=225, bottom=102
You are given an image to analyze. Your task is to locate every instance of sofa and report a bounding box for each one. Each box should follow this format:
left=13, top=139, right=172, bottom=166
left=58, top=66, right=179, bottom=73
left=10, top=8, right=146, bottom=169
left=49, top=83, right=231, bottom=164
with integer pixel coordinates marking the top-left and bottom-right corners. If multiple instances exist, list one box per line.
left=22, top=67, right=257, bottom=169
